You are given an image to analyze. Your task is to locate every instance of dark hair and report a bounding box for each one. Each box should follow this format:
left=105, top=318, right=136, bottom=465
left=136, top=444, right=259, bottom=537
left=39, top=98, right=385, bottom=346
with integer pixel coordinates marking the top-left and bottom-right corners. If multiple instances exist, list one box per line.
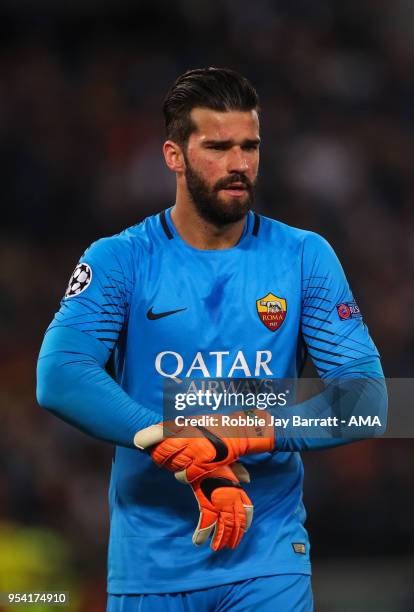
left=163, top=67, right=259, bottom=145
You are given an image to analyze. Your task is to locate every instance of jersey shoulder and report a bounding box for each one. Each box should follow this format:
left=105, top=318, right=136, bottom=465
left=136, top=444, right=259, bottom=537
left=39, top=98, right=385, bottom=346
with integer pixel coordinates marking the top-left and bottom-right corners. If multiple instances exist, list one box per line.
left=257, top=213, right=330, bottom=256
left=81, top=211, right=167, bottom=266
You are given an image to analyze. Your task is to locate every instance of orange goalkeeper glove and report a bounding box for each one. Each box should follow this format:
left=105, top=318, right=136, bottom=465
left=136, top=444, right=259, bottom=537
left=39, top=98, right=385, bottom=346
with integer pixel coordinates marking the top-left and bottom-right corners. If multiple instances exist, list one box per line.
left=134, top=410, right=275, bottom=483
left=191, top=462, right=253, bottom=551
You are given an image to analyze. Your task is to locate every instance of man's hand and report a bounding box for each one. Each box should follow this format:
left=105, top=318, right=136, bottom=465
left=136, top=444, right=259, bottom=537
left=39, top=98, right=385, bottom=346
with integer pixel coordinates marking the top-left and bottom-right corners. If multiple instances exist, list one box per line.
left=190, top=462, right=253, bottom=551
left=134, top=410, right=274, bottom=483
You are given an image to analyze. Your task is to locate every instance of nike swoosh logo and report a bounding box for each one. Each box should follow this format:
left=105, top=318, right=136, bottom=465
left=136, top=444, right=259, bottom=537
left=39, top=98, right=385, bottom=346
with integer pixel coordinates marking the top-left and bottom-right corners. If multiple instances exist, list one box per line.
left=146, top=307, right=187, bottom=320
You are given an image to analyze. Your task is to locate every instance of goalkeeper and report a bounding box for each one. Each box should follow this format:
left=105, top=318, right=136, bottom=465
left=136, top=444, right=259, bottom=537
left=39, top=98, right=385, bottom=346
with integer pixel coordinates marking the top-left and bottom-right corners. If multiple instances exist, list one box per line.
left=37, top=67, right=387, bottom=611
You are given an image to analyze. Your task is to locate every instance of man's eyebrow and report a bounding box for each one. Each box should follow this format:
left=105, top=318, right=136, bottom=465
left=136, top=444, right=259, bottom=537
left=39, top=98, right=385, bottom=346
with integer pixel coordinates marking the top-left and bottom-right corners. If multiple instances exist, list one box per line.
left=202, top=138, right=261, bottom=146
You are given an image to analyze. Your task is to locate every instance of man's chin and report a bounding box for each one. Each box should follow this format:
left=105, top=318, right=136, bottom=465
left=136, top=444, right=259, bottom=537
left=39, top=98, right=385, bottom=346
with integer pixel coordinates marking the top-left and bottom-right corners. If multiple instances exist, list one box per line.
left=217, top=194, right=251, bottom=215
left=219, top=188, right=250, bottom=199
left=207, top=198, right=251, bottom=226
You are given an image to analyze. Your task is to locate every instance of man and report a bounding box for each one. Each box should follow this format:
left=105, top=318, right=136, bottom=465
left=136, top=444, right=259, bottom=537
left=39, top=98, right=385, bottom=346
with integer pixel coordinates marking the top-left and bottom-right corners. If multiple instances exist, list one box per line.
left=37, top=67, right=387, bottom=611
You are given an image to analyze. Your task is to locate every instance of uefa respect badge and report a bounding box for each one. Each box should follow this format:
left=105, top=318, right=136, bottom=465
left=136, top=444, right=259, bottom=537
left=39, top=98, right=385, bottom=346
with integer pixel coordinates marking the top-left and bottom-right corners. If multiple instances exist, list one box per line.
left=336, top=301, right=362, bottom=321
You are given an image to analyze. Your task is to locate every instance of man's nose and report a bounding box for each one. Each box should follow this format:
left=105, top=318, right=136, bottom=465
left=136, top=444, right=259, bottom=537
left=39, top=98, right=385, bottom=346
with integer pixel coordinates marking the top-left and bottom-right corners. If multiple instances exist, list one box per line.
left=227, top=147, right=249, bottom=173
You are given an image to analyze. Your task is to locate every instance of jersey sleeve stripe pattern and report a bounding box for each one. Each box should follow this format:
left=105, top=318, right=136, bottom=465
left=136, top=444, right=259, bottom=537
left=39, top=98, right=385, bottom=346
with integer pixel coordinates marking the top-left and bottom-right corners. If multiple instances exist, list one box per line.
left=52, top=239, right=133, bottom=352
left=301, top=236, right=379, bottom=376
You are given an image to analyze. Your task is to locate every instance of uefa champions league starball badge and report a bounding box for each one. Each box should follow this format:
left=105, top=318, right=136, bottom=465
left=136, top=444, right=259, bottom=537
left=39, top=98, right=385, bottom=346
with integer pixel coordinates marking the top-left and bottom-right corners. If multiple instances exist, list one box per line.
left=65, top=263, right=92, bottom=298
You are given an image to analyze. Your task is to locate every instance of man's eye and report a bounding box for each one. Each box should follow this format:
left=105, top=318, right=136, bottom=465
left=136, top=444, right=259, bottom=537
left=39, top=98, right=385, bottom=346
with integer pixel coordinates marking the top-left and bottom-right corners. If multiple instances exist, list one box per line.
left=205, top=143, right=259, bottom=151
left=207, top=144, right=228, bottom=151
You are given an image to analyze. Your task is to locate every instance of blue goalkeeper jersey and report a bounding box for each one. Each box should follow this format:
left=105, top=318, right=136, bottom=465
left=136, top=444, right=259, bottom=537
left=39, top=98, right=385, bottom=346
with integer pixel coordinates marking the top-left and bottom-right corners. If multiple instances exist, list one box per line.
left=39, top=208, right=380, bottom=593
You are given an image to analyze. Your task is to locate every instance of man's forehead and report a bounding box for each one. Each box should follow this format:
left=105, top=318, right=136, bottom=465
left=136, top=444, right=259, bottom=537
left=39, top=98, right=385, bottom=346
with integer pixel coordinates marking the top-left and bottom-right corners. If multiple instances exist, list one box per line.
left=189, top=107, right=259, bottom=139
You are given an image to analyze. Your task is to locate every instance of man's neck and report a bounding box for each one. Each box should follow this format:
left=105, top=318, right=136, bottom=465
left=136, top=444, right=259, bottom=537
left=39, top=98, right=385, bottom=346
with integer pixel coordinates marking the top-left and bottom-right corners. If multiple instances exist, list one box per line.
left=170, top=203, right=246, bottom=250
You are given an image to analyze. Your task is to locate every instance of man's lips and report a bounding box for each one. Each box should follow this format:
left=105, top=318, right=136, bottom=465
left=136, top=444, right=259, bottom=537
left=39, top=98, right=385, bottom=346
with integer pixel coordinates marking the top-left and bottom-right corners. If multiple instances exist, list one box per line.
left=220, top=182, right=249, bottom=192
left=221, top=187, right=248, bottom=197
left=215, top=177, right=252, bottom=196
left=223, top=182, right=246, bottom=188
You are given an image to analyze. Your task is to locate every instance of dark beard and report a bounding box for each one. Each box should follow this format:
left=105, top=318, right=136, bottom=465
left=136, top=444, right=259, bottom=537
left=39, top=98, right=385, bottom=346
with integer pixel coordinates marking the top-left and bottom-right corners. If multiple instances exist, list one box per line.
left=184, top=161, right=255, bottom=227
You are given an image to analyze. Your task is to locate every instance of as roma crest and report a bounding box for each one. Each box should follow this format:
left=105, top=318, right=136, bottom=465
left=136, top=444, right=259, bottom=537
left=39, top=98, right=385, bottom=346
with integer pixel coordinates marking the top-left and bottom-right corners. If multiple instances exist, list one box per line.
left=256, top=293, right=287, bottom=332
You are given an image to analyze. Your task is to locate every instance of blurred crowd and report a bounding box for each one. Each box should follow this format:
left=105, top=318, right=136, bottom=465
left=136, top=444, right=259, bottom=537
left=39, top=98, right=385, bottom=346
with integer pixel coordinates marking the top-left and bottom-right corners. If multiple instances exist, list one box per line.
left=1, top=0, right=414, bottom=608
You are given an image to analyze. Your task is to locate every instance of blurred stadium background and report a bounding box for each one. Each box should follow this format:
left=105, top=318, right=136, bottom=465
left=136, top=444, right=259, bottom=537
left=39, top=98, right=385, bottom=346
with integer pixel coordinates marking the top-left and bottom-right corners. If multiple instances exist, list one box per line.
left=1, top=1, right=414, bottom=610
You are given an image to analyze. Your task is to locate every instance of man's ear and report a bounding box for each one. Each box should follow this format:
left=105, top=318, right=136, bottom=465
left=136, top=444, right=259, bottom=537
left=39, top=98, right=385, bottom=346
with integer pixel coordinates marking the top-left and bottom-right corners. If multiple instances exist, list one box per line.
left=163, top=140, right=186, bottom=173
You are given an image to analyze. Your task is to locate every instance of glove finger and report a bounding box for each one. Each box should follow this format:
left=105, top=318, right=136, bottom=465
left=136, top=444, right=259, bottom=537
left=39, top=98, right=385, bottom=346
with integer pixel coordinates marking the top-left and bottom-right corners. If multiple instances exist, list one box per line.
left=153, top=441, right=191, bottom=470
left=229, top=494, right=250, bottom=549
left=190, top=485, right=218, bottom=547
left=192, top=515, right=216, bottom=546
left=133, top=424, right=164, bottom=449
left=240, top=490, right=254, bottom=530
left=229, top=462, right=250, bottom=483
left=229, top=522, right=244, bottom=550
left=211, top=511, right=233, bottom=551
left=237, top=498, right=248, bottom=534
left=228, top=505, right=243, bottom=550
left=175, top=463, right=215, bottom=484
left=244, top=504, right=254, bottom=530
left=174, top=469, right=190, bottom=484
